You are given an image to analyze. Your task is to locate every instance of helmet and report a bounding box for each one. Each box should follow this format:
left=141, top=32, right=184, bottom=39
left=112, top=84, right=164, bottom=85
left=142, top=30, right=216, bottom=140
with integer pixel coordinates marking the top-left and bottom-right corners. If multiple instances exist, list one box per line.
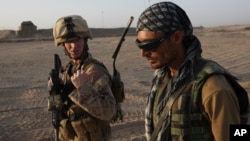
left=53, top=15, right=92, bottom=46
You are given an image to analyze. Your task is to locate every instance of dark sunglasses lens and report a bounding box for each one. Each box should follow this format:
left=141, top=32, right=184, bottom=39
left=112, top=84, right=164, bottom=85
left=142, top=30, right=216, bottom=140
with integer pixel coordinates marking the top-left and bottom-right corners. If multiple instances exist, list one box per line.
left=136, top=39, right=161, bottom=51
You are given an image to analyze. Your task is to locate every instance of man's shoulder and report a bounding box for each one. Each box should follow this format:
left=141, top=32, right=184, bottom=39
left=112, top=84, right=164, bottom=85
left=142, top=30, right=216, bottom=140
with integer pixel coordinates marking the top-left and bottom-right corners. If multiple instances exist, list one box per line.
left=84, top=58, right=107, bottom=70
left=195, top=58, right=226, bottom=77
left=83, top=57, right=111, bottom=78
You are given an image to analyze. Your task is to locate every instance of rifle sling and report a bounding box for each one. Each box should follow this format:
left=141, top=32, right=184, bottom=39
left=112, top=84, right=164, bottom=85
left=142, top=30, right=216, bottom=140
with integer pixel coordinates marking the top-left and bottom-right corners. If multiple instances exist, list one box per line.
left=150, top=81, right=193, bottom=141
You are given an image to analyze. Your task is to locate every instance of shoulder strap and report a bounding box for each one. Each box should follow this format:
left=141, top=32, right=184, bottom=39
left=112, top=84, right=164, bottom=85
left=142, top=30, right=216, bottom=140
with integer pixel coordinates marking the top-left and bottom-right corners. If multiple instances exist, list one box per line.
left=195, top=59, right=249, bottom=124
left=150, top=81, right=193, bottom=141
left=82, top=59, right=106, bottom=70
left=223, top=74, right=249, bottom=114
left=82, top=59, right=111, bottom=76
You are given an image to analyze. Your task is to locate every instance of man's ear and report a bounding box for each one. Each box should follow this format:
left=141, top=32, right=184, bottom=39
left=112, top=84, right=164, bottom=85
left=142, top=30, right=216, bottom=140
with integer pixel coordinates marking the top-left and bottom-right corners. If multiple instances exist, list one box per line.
left=170, top=30, right=184, bottom=45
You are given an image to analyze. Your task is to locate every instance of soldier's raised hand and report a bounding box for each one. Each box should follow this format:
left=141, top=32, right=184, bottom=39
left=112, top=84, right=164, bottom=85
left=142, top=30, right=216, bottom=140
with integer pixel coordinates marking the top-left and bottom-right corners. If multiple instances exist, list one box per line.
left=70, top=69, right=96, bottom=89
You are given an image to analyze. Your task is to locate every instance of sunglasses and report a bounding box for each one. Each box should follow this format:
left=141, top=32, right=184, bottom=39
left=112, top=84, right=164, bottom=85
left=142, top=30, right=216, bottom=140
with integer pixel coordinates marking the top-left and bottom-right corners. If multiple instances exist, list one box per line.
left=135, top=37, right=169, bottom=51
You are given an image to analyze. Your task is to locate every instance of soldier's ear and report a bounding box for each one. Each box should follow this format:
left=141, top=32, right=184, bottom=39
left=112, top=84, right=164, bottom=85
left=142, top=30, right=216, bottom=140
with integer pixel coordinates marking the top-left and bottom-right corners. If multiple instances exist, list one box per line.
left=170, top=30, right=184, bottom=45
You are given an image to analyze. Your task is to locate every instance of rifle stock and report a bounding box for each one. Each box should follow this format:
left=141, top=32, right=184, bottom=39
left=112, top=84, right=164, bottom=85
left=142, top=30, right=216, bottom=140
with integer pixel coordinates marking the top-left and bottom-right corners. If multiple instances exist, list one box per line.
left=110, top=17, right=134, bottom=122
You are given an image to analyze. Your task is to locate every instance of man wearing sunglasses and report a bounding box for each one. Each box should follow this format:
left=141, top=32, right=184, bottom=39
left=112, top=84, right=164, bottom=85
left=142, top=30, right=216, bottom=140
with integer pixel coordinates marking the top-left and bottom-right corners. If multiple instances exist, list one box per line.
left=136, top=1, right=248, bottom=141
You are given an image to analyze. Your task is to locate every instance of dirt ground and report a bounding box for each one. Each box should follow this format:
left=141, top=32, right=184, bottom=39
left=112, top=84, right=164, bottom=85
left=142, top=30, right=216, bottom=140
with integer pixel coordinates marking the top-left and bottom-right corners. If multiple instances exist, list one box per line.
left=0, top=25, right=250, bottom=141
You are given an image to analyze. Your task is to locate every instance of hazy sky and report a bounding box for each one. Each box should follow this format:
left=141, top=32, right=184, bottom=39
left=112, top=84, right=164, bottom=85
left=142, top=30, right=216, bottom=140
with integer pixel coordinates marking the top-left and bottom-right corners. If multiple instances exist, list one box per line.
left=1, top=0, right=250, bottom=30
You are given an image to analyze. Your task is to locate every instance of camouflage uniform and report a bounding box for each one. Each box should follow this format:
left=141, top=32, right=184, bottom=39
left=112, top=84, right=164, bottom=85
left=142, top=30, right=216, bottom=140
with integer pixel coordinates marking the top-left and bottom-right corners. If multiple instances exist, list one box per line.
left=59, top=53, right=116, bottom=141
left=51, top=15, right=116, bottom=141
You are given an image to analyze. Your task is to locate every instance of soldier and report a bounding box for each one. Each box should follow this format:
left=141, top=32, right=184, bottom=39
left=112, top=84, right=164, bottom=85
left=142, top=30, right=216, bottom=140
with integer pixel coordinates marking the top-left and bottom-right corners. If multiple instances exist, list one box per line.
left=49, top=15, right=116, bottom=141
left=135, top=1, right=248, bottom=141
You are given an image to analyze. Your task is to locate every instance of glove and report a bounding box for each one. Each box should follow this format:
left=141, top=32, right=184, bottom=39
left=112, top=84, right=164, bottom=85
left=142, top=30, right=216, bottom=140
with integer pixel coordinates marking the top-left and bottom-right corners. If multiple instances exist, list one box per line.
left=48, top=77, right=54, bottom=91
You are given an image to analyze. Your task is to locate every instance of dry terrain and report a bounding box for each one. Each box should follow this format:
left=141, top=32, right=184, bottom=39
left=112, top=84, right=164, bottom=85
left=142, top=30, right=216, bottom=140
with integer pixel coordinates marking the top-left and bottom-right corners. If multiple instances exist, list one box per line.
left=0, top=25, right=250, bottom=141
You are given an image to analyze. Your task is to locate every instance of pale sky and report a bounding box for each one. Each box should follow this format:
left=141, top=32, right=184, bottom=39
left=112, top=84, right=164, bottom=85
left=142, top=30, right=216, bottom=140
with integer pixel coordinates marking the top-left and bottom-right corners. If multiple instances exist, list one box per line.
left=1, top=0, right=250, bottom=30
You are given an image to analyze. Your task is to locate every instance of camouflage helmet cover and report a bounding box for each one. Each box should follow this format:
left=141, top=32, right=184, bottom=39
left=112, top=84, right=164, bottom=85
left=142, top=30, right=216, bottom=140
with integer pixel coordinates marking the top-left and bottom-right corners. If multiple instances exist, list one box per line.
left=53, top=15, right=92, bottom=46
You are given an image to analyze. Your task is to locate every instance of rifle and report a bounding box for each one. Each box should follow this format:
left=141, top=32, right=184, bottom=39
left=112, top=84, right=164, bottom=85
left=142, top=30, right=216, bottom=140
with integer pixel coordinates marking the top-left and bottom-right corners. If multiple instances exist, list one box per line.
left=48, top=54, right=62, bottom=141
left=111, top=16, right=134, bottom=122
left=112, top=16, right=134, bottom=70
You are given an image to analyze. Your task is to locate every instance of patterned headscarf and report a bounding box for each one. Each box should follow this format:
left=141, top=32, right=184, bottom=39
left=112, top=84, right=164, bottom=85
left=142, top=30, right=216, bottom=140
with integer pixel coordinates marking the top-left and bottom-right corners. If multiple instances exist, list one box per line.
left=136, top=1, right=193, bottom=38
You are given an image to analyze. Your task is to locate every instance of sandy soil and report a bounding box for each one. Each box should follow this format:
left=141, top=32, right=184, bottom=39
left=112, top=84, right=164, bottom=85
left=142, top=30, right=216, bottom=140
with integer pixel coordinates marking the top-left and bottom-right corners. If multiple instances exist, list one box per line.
left=0, top=25, right=250, bottom=141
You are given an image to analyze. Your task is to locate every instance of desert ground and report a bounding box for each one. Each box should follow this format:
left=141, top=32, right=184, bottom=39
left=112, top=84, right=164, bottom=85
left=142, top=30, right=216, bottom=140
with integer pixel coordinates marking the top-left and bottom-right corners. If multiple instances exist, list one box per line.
left=0, top=25, right=250, bottom=141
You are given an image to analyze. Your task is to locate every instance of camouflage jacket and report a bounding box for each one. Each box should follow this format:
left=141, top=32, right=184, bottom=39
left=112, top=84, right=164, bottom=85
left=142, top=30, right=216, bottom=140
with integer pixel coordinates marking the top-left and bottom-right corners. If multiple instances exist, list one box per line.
left=62, top=53, right=116, bottom=121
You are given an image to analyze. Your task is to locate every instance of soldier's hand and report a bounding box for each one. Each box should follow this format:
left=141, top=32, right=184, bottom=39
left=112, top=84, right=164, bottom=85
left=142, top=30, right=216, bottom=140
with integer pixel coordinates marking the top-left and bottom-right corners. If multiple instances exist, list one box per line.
left=48, top=77, right=53, bottom=91
left=71, top=69, right=96, bottom=89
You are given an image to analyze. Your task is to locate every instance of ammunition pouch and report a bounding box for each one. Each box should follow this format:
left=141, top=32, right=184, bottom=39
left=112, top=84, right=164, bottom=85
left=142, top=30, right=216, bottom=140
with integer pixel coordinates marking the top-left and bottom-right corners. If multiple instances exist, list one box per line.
left=62, top=107, right=111, bottom=141
left=59, top=118, right=76, bottom=140
left=69, top=115, right=109, bottom=141
left=68, top=112, right=90, bottom=121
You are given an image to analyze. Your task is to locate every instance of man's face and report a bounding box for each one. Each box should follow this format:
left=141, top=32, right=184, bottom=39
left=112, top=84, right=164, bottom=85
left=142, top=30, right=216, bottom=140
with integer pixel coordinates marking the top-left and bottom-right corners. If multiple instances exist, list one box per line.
left=136, top=31, right=178, bottom=69
left=64, top=38, right=85, bottom=60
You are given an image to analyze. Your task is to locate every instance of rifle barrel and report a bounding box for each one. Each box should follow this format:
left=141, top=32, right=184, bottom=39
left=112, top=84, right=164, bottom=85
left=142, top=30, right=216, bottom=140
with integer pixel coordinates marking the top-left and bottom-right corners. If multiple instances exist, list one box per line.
left=112, top=16, right=134, bottom=60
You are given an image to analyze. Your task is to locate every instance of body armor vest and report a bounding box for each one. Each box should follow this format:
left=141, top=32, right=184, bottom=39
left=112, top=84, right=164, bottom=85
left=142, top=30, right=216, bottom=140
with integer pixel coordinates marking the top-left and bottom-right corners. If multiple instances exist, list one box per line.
left=169, top=59, right=235, bottom=141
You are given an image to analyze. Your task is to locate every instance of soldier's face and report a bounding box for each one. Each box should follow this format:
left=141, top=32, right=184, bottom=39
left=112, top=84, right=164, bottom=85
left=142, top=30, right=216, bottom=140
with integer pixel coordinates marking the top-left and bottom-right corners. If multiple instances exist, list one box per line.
left=64, top=38, right=85, bottom=59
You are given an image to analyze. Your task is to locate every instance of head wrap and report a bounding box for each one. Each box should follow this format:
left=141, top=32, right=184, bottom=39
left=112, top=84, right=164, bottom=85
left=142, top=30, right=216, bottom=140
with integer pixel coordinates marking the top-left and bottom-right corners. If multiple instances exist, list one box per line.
left=136, top=2, right=193, bottom=38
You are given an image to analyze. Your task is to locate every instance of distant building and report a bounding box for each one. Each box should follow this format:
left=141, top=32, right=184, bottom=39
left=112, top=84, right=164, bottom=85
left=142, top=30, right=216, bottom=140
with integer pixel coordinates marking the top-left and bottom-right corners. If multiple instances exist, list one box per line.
left=17, top=21, right=37, bottom=38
